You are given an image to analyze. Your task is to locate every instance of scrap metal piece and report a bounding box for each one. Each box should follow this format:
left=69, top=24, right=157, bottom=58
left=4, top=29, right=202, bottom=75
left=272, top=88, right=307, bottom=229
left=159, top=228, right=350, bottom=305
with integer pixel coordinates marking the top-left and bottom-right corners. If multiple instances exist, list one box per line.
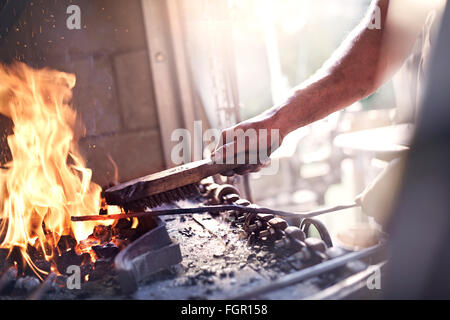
left=0, top=266, right=17, bottom=295
left=114, top=217, right=182, bottom=294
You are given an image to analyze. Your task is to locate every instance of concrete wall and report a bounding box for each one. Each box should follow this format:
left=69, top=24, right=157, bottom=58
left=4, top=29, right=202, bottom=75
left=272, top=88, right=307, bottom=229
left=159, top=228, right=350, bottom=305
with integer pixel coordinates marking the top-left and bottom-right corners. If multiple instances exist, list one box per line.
left=0, top=0, right=166, bottom=186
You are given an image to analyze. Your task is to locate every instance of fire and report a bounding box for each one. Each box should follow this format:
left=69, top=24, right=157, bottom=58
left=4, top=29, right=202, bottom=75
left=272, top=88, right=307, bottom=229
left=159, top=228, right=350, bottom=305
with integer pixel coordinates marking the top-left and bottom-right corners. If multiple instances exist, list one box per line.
left=0, top=62, right=106, bottom=277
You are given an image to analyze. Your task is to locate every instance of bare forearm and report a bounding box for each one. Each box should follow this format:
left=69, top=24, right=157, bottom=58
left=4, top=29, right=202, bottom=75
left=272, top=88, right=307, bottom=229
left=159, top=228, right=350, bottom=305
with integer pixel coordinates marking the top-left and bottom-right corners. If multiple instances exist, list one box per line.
left=269, top=0, right=409, bottom=137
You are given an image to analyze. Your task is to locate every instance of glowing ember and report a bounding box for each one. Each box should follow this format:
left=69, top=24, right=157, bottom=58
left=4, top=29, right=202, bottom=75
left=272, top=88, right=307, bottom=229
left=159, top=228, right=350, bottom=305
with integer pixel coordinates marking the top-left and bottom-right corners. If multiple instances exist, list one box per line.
left=0, top=62, right=111, bottom=278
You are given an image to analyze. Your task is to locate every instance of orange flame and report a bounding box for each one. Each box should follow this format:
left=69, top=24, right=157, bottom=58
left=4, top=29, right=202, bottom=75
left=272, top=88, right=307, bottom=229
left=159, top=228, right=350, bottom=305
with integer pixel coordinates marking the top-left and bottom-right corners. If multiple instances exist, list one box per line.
left=0, top=62, right=104, bottom=277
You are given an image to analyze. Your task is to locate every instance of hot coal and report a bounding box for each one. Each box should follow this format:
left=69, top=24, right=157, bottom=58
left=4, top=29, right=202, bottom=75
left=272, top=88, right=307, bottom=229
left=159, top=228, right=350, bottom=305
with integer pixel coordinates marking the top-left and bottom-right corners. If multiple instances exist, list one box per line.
left=92, top=242, right=119, bottom=259
left=117, top=229, right=139, bottom=241
left=0, top=197, right=162, bottom=299
left=6, top=246, right=27, bottom=276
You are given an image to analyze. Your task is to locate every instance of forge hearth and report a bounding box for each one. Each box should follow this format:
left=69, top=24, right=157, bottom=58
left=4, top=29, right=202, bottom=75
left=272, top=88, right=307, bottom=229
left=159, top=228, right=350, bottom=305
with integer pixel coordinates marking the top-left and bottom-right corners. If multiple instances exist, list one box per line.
left=0, top=207, right=179, bottom=299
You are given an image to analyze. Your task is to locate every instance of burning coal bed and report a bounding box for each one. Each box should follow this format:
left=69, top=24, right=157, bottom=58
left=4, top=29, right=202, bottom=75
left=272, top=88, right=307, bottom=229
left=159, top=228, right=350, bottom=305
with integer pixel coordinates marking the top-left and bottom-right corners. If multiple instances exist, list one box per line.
left=0, top=197, right=156, bottom=299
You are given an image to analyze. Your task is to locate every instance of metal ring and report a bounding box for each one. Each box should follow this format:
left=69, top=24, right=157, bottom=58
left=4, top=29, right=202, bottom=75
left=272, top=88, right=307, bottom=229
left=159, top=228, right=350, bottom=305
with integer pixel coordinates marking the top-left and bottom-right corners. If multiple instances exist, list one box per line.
left=300, top=218, right=333, bottom=248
